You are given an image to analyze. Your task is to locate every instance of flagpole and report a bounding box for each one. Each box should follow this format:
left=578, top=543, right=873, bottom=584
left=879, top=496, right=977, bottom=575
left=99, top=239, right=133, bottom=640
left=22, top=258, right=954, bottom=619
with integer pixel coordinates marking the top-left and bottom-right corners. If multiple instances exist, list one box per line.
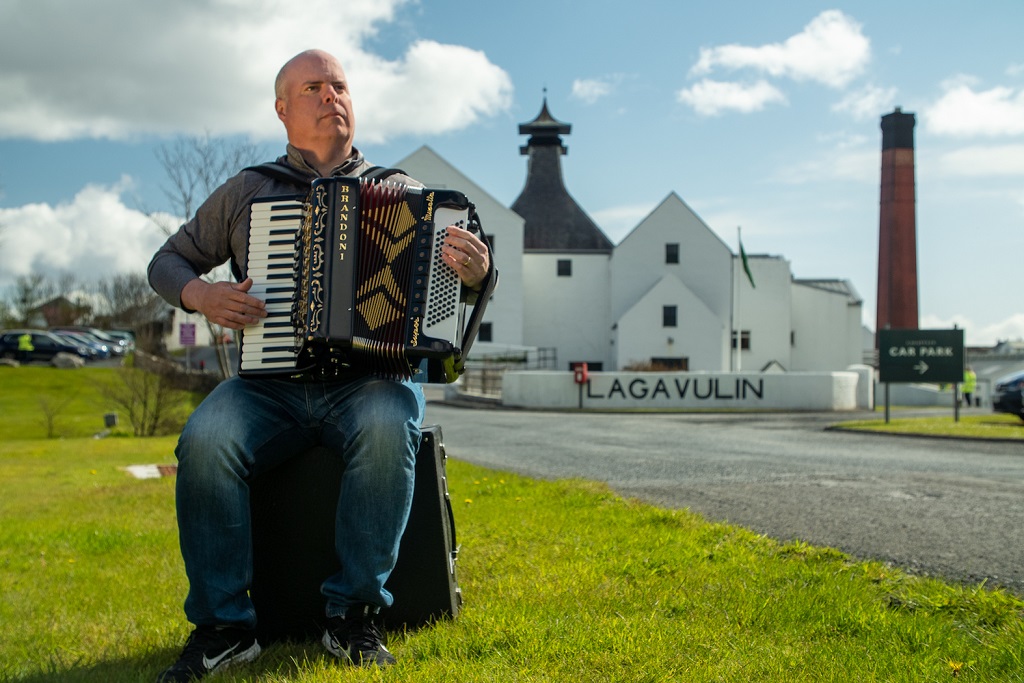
left=735, top=226, right=742, bottom=372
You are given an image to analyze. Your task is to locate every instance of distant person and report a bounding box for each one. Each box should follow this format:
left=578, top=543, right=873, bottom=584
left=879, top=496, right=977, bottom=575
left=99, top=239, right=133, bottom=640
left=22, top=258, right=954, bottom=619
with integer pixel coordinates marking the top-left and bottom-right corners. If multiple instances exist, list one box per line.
left=147, top=49, right=493, bottom=682
left=17, top=332, right=33, bottom=363
left=963, top=366, right=977, bottom=407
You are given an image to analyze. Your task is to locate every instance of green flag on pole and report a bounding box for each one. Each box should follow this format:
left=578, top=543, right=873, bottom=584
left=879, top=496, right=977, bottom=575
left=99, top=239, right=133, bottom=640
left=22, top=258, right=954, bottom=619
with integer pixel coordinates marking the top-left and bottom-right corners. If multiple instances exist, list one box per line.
left=739, top=239, right=755, bottom=288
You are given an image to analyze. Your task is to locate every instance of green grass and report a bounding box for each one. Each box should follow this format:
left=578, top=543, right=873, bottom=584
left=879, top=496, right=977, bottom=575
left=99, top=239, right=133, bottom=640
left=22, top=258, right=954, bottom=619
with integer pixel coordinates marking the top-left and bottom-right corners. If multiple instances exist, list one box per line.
left=1, top=367, right=1023, bottom=681
left=834, top=412, right=1024, bottom=440
left=0, top=365, right=203, bottom=440
left=0, top=366, right=125, bottom=440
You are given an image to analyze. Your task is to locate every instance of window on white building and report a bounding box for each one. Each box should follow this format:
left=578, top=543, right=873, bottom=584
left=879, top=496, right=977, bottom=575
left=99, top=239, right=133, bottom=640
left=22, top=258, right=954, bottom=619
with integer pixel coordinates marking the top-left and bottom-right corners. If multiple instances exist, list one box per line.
left=651, top=356, right=688, bottom=370
left=665, top=243, right=680, bottom=264
left=478, top=322, right=493, bottom=342
left=557, top=259, right=572, bottom=277
left=731, top=330, right=751, bottom=350
left=663, top=305, right=677, bottom=327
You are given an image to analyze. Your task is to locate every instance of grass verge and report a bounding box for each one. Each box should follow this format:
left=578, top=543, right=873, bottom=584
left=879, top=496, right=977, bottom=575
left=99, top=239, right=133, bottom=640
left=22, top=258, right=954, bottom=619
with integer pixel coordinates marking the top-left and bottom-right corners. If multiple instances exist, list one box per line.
left=833, top=412, right=1024, bottom=440
left=1, top=366, right=1022, bottom=681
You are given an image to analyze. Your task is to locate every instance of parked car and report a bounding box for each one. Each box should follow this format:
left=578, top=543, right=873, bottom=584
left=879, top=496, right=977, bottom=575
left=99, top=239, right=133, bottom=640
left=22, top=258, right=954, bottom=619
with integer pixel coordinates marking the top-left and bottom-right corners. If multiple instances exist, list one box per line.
left=0, top=329, right=92, bottom=363
left=105, top=329, right=136, bottom=352
left=52, top=331, right=111, bottom=360
left=51, top=327, right=127, bottom=355
left=992, top=370, right=1024, bottom=422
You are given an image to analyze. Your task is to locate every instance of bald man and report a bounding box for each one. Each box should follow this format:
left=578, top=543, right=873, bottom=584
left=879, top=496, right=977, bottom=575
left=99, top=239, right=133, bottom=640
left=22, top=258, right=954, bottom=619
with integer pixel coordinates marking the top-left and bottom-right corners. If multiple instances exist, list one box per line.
left=149, top=49, right=492, bottom=682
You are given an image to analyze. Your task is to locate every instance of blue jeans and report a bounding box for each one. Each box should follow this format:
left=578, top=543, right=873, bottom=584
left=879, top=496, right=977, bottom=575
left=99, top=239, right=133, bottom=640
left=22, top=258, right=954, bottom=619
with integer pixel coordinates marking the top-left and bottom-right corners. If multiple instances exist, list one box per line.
left=173, top=374, right=425, bottom=628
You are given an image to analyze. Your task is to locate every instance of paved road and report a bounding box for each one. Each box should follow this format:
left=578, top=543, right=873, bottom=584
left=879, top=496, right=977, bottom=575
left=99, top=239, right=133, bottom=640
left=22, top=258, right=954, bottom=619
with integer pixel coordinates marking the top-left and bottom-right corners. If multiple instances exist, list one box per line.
left=423, top=399, right=1024, bottom=595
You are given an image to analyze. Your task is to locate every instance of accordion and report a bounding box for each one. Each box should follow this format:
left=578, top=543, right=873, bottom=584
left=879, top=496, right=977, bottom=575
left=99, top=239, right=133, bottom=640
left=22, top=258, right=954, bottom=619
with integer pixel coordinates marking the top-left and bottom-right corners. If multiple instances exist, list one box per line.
left=239, top=175, right=489, bottom=383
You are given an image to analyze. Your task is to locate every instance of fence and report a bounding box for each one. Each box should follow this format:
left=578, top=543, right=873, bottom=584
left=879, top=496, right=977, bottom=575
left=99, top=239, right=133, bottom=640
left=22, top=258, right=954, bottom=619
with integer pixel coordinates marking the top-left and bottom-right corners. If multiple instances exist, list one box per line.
left=458, top=347, right=557, bottom=398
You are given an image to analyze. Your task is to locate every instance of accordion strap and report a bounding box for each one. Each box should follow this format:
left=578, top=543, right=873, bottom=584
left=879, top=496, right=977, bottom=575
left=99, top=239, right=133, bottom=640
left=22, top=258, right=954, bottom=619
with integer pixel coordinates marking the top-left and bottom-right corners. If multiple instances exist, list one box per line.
left=243, top=162, right=408, bottom=187
left=359, top=165, right=408, bottom=181
left=243, top=161, right=313, bottom=187
left=458, top=210, right=498, bottom=362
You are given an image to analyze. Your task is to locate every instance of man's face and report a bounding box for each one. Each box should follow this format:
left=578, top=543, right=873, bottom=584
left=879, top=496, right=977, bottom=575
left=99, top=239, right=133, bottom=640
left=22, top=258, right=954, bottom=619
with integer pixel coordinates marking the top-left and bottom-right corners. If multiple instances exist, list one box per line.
left=275, top=52, right=355, bottom=151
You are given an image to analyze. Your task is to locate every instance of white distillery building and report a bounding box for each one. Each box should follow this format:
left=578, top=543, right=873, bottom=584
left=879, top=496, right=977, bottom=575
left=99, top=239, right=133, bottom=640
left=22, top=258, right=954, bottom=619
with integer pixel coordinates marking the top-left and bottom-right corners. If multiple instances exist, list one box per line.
left=397, top=99, right=863, bottom=373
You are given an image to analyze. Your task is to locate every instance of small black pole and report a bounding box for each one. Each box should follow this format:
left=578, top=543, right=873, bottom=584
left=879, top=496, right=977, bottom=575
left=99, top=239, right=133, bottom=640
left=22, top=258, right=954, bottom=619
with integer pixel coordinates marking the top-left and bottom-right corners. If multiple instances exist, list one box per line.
left=885, top=382, right=890, bottom=424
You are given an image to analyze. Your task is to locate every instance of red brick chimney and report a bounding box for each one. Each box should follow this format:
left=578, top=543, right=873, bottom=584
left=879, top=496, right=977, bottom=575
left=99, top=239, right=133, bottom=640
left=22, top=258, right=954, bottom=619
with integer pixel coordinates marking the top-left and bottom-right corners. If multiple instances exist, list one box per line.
left=876, top=107, right=918, bottom=344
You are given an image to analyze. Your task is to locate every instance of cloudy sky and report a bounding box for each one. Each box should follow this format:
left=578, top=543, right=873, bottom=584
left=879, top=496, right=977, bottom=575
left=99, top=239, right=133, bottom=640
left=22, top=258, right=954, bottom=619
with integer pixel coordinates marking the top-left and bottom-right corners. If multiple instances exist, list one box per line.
left=0, top=0, right=1022, bottom=345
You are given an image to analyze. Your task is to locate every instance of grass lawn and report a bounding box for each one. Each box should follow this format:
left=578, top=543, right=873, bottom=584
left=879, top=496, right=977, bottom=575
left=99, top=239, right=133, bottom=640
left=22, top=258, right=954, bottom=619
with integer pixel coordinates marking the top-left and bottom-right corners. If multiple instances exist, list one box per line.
left=834, top=412, right=1024, bottom=440
left=1, top=366, right=1022, bottom=681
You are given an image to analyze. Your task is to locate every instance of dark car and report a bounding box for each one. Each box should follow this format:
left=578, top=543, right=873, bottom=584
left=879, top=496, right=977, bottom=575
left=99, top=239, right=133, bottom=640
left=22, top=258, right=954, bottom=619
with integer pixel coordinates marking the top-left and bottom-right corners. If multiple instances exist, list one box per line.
left=0, top=329, right=92, bottom=363
left=52, top=331, right=111, bottom=360
left=992, top=370, right=1024, bottom=422
left=52, top=326, right=128, bottom=355
left=105, top=330, right=136, bottom=353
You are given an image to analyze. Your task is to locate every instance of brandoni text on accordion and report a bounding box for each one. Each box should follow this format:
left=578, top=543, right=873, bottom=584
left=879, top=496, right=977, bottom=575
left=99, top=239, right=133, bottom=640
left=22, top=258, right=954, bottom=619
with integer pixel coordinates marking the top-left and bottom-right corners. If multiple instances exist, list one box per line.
left=239, top=175, right=494, bottom=383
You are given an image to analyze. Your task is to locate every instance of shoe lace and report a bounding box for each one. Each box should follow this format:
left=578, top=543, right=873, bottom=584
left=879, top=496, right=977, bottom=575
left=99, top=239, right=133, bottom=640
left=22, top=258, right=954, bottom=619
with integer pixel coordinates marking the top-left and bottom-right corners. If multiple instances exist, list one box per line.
left=332, top=610, right=385, bottom=653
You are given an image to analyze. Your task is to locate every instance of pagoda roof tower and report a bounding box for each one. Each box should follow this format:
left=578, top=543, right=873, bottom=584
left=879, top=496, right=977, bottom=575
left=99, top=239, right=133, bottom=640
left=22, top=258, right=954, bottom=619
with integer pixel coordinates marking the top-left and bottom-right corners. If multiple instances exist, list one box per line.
left=511, top=97, right=612, bottom=253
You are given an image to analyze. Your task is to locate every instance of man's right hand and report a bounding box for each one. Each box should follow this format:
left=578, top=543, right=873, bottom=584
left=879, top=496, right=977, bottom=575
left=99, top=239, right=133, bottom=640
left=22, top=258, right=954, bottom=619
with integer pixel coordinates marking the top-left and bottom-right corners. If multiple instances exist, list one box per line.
left=181, top=277, right=267, bottom=330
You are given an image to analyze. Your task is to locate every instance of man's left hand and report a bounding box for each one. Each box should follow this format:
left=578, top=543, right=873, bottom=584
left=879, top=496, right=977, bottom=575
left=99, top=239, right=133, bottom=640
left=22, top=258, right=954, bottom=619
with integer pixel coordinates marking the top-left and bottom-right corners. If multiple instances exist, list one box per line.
left=442, top=225, right=490, bottom=290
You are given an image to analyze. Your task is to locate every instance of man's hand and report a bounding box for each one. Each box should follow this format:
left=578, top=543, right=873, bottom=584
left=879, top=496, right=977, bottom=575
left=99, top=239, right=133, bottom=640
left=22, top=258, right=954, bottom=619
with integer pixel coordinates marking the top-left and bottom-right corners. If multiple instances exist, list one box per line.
left=181, top=277, right=267, bottom=330
left=442, top=225, right=490, bottom=290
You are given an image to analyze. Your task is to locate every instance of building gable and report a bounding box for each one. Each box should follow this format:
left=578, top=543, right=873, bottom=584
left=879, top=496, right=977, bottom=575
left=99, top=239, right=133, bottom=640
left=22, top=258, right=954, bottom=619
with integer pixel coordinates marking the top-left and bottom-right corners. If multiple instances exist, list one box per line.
left=614, top=274, right=726, bottom=370
left=611, top=192, right=733, bottom=324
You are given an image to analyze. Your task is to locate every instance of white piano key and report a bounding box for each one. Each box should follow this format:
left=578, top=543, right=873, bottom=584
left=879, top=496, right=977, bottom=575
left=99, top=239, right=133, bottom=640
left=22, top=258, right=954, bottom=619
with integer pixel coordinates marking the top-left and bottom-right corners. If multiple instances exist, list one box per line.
left=242, top=200, right=304, bottom=374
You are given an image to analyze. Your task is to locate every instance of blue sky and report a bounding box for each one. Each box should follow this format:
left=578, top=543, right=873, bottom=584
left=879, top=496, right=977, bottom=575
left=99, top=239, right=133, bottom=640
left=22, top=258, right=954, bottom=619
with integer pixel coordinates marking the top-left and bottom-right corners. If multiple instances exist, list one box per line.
left=1, top=0, right=1022, bottom=345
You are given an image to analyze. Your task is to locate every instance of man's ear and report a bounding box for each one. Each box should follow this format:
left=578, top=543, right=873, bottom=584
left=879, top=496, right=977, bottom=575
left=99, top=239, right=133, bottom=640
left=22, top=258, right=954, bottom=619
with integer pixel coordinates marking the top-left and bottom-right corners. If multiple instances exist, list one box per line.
left=275, top=98, right=286, bottom=123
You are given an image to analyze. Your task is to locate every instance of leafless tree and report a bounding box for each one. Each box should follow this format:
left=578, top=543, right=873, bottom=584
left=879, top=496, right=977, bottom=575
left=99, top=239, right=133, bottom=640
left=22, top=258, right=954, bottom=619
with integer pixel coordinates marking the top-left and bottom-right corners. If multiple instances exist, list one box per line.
left=95, top=272, right=168, bottom=329
left=51, top=272, right=92, bottom=326
left=150, top=133, right=267, bottom=378
left=7, top=273, right=50, bottom=326
left=151, top=133, right=265, bottom=237
left=95, top=364, right=191, bottom=437
left=37, top=393, right=78, bottom=439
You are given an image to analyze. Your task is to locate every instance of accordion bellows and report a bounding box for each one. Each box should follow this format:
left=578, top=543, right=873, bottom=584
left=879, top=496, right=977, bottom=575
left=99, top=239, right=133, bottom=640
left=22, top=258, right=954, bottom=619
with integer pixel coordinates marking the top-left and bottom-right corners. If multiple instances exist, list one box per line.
left=240, top=176, right=472, bottom=382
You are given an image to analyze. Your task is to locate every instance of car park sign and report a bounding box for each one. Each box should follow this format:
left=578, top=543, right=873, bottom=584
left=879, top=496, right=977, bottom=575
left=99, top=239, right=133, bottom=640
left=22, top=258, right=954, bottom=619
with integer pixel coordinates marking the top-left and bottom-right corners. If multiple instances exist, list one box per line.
left=878, top=328, right=964, bottom=383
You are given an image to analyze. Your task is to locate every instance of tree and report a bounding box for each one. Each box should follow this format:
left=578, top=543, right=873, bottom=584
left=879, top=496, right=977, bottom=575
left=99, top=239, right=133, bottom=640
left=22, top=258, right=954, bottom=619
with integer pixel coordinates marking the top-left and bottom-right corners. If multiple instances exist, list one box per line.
left=45, top=272, right=91, bottom=326
left=150, top=134, right=266, bottom=378
left=7, top=273, right=49, bottom=326
left=151, top=133, right=265, bottom=237
left=37, top=393, right=78, bottom=439
left=95, top=363, right=191, bottom=437
left=95, top=272, right=167, bottom=329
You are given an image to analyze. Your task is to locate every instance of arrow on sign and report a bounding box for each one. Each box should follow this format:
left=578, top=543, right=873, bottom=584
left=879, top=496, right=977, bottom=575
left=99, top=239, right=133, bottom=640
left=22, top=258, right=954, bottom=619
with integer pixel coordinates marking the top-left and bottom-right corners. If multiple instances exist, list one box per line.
left=913, top=361, right=929, bottom=375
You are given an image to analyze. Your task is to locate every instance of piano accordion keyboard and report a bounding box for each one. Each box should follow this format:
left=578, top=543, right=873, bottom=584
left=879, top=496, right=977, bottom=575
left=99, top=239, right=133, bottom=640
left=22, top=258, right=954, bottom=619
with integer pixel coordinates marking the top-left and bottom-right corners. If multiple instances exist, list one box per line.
left=240, top=197, right=305, bottom=373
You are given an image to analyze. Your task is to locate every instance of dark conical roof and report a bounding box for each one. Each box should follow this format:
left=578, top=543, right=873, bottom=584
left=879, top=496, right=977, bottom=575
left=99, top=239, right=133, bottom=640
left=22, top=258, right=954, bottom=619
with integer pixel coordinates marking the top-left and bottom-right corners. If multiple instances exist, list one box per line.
left=511, top=98, right=612, bottom=253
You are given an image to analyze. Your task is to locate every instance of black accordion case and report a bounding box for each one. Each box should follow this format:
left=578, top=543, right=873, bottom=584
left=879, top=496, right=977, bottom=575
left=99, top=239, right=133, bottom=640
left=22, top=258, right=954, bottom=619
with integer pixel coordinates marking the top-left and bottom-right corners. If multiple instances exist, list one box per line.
left=249, top=424, right=461, bottom=642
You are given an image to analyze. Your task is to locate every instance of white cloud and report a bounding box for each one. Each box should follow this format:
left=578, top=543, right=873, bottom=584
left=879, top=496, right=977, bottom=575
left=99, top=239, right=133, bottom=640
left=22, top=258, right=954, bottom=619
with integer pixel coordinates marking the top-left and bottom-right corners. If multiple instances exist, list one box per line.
left=832, top=84, right=899, bottom=121
left=0, top=0, right=512, bottom=144
left=921, top=313, right=1024, bottom=347
left=689, top=10, right=870, bottom=88
left=591, top=203, right=656, bottom=243
left=677, top=79, right=786, bottom=116
left=936, top=144, right=1024, bottom=177
left=924, top=83, right=1024, bottom=137
left=572, top=78, right=612, bottom=104
left=0, top=180, right=171, bottom=287
left=350, top=40, right=514, bottom=144
left=772, top=148, right=877, bottom=185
